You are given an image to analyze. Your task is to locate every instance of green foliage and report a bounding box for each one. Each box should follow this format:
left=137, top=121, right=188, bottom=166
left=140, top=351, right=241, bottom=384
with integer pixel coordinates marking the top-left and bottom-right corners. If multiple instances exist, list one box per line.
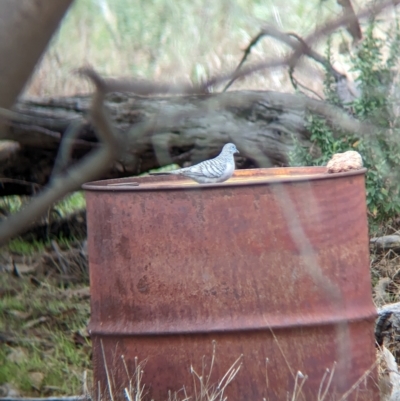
left=290, top=115, right=355, bottom=167
left=0, top=192, right=85, bottom=218
left=323, top=37, right=341, bottom=106
left=289, top=18, right=400, bottom=224
left=7, top=238, right=47, bottom=255
left=1, top=192, right=86, bottom=254
left=55, top=192, right=86, bottom=217
left=0, top=195, right=23, bottom=214
left=350, top=21, right=389, bottom=123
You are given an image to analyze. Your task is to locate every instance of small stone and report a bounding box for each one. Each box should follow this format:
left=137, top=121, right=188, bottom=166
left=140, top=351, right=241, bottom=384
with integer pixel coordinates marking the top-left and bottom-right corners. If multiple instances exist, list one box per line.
left=28, top=372, right=44, bottom=390
left=0, top=383, right=20, bottom=397
left=8, top=310, right=31, bottom=320
left=326, top=150, right=363, bottom=173
left=7, top=347, right=28, bottom=364
left=14, top=263, right=37, bottom=274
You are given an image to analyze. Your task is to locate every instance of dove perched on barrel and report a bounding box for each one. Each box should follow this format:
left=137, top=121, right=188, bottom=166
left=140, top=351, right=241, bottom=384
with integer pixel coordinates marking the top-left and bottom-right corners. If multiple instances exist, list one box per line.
left=150, top=143, right=239, bottom=184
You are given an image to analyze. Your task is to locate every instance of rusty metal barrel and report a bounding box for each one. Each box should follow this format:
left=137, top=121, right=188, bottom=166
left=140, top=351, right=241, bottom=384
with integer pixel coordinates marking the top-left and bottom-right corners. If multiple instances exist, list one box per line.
left=83, top=167, right=378, bottom=401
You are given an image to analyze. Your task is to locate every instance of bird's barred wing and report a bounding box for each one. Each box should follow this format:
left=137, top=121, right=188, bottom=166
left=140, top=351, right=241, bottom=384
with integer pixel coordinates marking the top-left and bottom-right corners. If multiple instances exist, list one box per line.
left=186, top=158, right=226, bottom=178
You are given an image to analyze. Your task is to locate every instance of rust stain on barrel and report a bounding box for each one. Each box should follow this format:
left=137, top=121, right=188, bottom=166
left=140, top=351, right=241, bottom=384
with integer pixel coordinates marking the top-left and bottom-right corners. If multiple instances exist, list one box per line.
left=83, top=167, right=378, bottom=401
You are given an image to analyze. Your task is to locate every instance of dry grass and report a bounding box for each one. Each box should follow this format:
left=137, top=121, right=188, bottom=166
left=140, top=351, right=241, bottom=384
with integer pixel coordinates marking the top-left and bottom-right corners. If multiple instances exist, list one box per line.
left=98, top=341, right=243, bottom=401
left=372, top=224, right=400, bottom=308
left=96, top=342, right=381, bottom=401
left=370, top=228, right=400, bottom=399
left=0, top=273, right=91, bottom=396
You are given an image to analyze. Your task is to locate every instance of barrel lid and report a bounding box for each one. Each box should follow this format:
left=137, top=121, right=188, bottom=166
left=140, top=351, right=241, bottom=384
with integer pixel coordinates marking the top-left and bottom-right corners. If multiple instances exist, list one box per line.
left=82, top=166, right=367, bottom=191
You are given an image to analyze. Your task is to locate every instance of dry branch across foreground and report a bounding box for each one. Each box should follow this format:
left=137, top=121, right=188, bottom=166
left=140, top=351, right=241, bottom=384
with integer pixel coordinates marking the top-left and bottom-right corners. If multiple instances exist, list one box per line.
left=0, top=90, right=372, bottom=196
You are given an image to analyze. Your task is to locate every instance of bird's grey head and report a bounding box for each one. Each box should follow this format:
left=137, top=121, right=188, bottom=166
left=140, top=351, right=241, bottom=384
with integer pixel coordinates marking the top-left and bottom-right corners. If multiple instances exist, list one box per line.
left=222, top=143, right=239, bottom=155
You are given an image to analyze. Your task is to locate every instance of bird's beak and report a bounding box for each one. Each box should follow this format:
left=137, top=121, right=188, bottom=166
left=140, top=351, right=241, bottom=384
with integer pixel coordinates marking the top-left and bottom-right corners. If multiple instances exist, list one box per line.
left=236, top=149, right=240, bottom=154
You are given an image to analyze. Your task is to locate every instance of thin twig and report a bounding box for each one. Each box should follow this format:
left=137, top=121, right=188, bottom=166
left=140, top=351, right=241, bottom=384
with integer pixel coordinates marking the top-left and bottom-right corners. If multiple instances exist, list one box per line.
left=268, top=326, right=296, bottom=379
left=223, top=31, right=268, bottom=92
left=51, top=240, right=69, bottom=274
left=289, top=69, right=325, bottom=100
left=292, top=372, right=308, bottom=401
left=50, top=120, right=85, bottom=178
left=124, top=388, right=133, bottom=401
left=336, top=359, right=380, bottom=401
left=0, top=178, right=41, bottom=190
left=82, top=370, right=89, bottom=398
left=100, top=340, right=114, bottom=401
left=287, top=32, right=342, bottom=78
left=318, top=363, right=336, bottom=401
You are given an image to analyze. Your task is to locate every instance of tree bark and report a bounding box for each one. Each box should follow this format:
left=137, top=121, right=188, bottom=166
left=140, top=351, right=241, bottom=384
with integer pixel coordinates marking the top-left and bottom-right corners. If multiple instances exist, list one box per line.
left=2, top=90, right=317, bottom=195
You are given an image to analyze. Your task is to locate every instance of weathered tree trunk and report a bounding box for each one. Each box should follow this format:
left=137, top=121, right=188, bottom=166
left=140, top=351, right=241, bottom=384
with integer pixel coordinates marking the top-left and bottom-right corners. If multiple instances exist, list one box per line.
left=2, top=90, right=316, bottom=196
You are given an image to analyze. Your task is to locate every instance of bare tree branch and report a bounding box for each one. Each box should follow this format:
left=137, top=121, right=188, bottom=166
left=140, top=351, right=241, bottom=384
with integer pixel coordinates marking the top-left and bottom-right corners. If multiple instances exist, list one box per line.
left=288, top=69, right=325, bottom=100
left=222, top=31, right=268, bottom=92
left=50, top=120, right=85, bottom=178
left=0, top=73, right=119, bottom=245
left=286, top=32, right=342, bottom=78
left=337, top=0, right=362, bottom=43
left=222, top=25, right=344, bottom=93
left=210, top=0, right=399, bottom=91
left=76, top=67, right=206, bottom=96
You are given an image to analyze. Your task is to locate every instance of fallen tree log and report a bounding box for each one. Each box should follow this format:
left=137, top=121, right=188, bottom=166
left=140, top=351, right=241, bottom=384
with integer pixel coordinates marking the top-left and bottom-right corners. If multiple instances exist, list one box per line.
left=1, top=90, right=338, bottom=196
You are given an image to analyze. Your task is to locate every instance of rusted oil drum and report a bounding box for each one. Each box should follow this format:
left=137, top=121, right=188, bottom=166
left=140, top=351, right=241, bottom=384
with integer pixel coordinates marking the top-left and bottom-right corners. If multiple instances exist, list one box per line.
left=83, top=167, right=378, bottom=401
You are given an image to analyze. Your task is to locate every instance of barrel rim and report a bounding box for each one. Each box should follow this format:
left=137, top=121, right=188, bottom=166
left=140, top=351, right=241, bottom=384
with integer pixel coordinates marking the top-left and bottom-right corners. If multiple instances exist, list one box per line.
left=82, top=166, right=367, bottom=192
left=87, top=309, right=378, bottom=337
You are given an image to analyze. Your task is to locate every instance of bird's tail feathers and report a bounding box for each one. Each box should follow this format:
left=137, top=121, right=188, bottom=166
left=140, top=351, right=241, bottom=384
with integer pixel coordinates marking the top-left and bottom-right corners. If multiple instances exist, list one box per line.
left=149, top=171, right=178, bottom=176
